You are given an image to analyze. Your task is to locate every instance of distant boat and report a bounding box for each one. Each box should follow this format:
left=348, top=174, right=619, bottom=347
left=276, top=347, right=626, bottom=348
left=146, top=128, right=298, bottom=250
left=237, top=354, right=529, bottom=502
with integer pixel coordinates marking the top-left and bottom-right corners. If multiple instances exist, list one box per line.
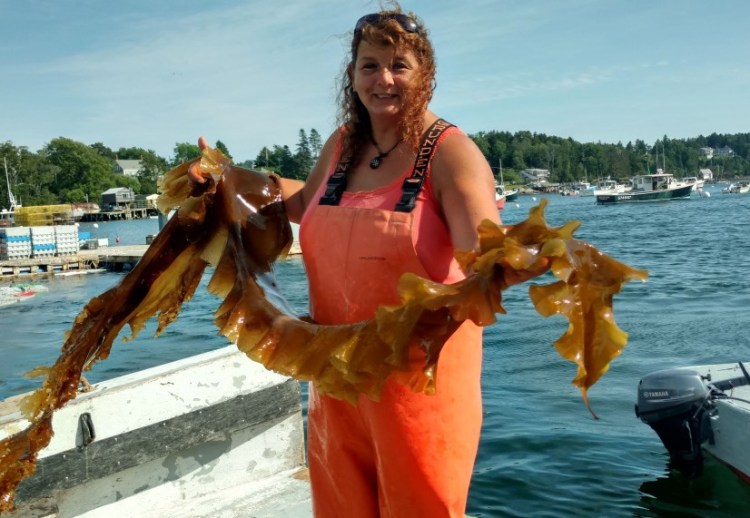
left=721, top=181, right=750, bottom=194
left=571, top=181, right=596, bottom=197
left=596, top=172, right=693, bottom=204
left=0, top=209, right=13, bottom=228
left=495, top=185, right=506, bottom=210
left=495, top=183, right=518, bottom=210
left=681, top=176, right=705, bottom=191
left=0, top=284, right=48, bottom=307
left=494, top=159, right=518, bottom=209
left=2, top=158, right=19, bottom=227
left=592, top=178, right=630, bottom=196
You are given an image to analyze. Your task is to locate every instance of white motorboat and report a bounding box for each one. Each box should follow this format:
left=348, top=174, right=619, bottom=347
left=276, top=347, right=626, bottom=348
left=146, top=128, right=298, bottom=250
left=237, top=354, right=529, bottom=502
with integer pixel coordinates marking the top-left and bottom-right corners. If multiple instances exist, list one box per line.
left=592, top=178, right=630, bottom=196
left=681, top=176, right=705, bottom=192
left=596, top=172, right=693, bottom=204
left=722, top=181, right=750, bottom=194
left=571, top=181, right=596, bottom=197
left=636, top=361, right=750, bottom=484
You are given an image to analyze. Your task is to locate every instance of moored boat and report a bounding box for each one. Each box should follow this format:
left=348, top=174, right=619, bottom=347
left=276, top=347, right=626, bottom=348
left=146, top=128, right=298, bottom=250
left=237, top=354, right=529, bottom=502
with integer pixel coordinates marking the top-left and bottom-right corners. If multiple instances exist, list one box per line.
left=0, top=209, right=14, bottom=227
left=721, top=181, right=750, bottom=194
left=636, top=361, right=750, bottom=483
left=681, top=176, right=705, bottom=191
left=596, top=173, right=693, bottom=204
left=592, top=178, right=630, bottom=196
left=495, top=183, right=518, bottom=209
left=572, top=181, right=596, bottom=197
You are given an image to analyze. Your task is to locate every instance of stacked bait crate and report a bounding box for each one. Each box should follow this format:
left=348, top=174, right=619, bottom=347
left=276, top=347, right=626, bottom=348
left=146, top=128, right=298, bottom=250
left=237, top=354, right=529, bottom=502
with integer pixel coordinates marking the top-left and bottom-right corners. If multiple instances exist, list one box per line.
left=0, top=225, right=81, bottom=259
left=0, top=227, right=33, bottom=260
left=54, top=225, right=80, bottom=256
left=30, top=226, right=57, bottom=258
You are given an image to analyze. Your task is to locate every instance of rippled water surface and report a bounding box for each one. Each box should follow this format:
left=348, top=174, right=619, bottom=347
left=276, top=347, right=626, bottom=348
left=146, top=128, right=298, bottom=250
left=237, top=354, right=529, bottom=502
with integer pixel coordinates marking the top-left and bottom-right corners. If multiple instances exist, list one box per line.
left=2, top=186, right=749, bottom=517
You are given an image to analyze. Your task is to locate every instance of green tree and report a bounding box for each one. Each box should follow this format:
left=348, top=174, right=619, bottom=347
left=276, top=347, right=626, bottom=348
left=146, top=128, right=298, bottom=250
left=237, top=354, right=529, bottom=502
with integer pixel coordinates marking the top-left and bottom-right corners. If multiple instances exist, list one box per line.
left=293, top=129, right=313, bottom=179
left=309, top=129, right=323, bottom=159
left=43, top=138, right=117, bottom=203
left=171, top=142, right=201, bottom=166
left=215, top=140, right=232, bottom=160
left=254, top=146, right=273, bottom=170
left=90, top=142, right=115, bottom=160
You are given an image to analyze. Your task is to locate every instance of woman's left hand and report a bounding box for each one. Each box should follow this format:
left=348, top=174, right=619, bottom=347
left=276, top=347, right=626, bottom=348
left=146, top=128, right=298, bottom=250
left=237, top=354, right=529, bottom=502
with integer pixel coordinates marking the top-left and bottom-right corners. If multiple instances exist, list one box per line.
left=187, top=136, right=209, bottom=184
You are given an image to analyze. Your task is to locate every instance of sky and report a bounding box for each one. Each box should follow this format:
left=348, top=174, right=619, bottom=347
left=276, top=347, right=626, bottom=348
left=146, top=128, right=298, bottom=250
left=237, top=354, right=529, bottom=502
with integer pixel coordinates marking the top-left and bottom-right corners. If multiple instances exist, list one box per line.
left=1, top=0, right=748, bottom=163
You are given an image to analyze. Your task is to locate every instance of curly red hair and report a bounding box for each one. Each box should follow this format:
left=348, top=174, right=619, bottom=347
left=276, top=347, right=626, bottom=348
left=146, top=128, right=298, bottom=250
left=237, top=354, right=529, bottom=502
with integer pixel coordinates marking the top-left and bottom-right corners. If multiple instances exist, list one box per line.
left=336, top=8, right=436, bottom=166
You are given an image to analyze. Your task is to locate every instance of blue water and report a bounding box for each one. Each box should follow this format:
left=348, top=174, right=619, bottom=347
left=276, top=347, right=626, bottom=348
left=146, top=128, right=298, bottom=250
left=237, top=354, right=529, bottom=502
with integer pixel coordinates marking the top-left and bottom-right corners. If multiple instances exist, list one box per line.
left=2, top=186, right=750, bottom=517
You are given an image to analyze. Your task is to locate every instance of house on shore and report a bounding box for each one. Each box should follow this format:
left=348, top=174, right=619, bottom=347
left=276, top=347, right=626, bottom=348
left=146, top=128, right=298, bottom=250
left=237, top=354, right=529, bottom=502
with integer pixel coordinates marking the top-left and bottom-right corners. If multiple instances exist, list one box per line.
left=519, top=168, right=552, bottom=190
left=114, top=159, right=143, bottom=177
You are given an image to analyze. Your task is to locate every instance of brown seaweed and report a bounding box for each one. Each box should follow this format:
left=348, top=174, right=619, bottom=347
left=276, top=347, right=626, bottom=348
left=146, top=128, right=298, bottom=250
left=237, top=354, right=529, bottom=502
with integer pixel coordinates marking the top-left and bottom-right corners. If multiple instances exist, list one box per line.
left=0, top=146, right=647, bottom=512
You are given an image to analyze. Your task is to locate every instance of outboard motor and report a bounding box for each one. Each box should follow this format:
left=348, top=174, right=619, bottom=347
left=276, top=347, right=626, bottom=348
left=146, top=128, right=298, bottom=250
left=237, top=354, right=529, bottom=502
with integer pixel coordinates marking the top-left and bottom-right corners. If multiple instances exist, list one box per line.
left=635, top=369, right=715, bottom=477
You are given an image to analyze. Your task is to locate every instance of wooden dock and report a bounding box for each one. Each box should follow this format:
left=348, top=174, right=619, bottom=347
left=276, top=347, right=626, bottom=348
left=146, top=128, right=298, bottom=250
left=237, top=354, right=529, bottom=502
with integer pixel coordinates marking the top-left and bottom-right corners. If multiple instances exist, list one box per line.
left=1, top=242, right=301, bottom=281
left=0, top=245, right=147, bottom=280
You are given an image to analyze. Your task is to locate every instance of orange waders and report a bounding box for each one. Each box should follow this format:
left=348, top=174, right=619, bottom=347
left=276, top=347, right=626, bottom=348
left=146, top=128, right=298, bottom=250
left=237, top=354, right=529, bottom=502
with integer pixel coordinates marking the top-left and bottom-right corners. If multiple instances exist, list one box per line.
left=300, top=201, right=483, bottom=517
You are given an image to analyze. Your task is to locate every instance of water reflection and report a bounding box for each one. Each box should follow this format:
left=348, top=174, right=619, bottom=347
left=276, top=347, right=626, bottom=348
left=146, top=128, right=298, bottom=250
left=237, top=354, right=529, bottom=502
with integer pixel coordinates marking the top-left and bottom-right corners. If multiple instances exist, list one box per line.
left=637, top=457, right=750, bottom=517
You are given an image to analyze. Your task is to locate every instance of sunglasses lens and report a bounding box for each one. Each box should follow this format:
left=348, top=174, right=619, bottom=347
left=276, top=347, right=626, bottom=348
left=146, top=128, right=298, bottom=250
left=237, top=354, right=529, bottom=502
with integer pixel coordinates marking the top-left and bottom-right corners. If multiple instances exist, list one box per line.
left=354, top=13, right=419, bottom=34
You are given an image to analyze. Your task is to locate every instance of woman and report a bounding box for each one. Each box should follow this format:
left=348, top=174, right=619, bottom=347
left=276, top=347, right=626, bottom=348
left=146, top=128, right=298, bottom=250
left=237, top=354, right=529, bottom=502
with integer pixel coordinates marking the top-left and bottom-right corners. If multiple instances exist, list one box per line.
left=193, top=8, right=499, bottom=517
left=291, top=9, right=499, bottom=517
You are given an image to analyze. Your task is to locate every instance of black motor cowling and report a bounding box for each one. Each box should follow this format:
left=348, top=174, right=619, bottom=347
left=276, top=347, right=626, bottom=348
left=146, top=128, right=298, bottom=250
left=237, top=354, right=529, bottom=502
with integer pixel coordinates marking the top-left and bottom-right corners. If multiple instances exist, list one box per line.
left=635, top=368, right=715, bottom=477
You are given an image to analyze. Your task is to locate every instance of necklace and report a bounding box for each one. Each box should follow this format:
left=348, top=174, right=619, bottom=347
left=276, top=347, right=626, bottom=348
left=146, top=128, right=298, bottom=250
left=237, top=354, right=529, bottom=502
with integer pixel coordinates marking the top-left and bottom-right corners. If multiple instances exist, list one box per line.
left=369, top=136, right=402, bottom=169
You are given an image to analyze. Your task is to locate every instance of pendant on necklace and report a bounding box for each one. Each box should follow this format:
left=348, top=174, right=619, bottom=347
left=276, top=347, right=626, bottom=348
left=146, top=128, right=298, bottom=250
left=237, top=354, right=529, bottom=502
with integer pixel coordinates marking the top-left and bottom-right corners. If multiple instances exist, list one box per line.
left=368, top=137, right=401, bottom=170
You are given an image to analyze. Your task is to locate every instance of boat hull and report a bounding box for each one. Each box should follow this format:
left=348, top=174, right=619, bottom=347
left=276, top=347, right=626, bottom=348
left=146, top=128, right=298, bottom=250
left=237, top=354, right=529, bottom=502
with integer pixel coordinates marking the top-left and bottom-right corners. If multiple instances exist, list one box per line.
left=596, top=184, right=693, bottom=204
left=636, top=362, right=750, bottom=484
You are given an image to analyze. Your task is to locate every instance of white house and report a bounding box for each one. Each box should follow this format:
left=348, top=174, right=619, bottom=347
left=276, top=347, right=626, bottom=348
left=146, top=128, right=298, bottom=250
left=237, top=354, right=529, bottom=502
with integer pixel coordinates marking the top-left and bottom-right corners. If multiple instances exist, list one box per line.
left=698, top=168, right=714, bottom=182
left=114, top=159, right=143, bottom=177
left=519, top=168, right=551, bottom=186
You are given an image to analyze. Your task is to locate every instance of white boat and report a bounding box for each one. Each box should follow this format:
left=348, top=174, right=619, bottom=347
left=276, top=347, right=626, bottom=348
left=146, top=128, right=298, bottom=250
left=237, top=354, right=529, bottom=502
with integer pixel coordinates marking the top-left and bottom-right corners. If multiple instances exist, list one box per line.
left=494, top=160, right=519, bottom=210
left=495, top=183, right=518, bottom=210
left=681, top=176, right=705, bottom=191
left=636, top=361, right=750, bottom=483
left=572, top=181, right=596, bottom=197
left=0, top=346, right=312, bottom=517
left=592, top=178, right=629, bottom=196
left=0, top=208, right=14, bottom=227
left=0, top=284, right=48, bottom=306
left=2, top=158, right=19, bottom=227
left=721, top=181, right=750, bottom=194
left=595, top=172, right=693, bottom=204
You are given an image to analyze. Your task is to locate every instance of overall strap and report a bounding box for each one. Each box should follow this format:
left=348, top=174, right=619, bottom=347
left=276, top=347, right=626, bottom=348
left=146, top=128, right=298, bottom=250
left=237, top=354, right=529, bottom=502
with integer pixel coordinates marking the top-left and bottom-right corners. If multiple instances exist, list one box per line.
left=394, top=118, right=454, bottom=213
left=318, top=156, right=351, bottom=206
left=318, top=118, right=455, bottom=209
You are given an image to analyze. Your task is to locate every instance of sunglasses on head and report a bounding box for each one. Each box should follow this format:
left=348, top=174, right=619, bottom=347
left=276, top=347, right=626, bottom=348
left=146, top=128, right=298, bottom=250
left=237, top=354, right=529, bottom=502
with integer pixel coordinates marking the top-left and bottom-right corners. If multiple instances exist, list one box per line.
left=354, top=13, right=420, bottom=34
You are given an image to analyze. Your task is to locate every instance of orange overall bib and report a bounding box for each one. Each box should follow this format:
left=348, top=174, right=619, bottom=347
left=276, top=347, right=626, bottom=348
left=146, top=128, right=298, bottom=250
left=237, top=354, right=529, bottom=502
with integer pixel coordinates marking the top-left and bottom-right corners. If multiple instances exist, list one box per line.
left=299, top=129, right=483, bottom=517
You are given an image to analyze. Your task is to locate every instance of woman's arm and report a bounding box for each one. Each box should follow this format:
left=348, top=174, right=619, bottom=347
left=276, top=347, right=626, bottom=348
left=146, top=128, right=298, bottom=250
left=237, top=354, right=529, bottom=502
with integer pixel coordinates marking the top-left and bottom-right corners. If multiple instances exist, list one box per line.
left=279, top=130, right=340, bottom=224
left=430, top=131, right=547, bottom=285
left=430, top=131, right=499, bottom=251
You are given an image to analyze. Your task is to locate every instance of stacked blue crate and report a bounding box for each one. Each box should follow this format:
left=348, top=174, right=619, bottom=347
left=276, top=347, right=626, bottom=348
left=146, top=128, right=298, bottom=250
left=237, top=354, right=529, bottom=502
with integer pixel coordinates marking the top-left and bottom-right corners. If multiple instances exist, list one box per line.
left=0, top=227, right=32, bottom=260
left=55, top=225, right=79, bottom=256
left=30, top=226, right=56, bottom=258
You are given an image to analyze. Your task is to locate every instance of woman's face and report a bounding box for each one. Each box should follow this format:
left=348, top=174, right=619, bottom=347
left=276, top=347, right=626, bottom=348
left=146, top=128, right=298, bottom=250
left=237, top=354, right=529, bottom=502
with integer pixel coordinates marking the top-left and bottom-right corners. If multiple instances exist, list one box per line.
left=352, top=40, right=420, bottom=120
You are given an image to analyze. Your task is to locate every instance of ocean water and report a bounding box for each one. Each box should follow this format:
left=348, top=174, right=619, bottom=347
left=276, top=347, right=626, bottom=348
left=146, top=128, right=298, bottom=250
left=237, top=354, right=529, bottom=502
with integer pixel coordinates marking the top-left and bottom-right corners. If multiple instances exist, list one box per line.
left=2, top=186, right=750, bottom=517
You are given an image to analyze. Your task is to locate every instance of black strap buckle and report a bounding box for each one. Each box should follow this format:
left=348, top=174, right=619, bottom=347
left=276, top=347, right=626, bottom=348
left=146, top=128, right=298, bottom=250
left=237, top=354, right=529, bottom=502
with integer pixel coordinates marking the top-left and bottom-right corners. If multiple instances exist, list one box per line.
left=394, top=177, right=424, bottom=213
left=319, top=172, right=348, bottom=206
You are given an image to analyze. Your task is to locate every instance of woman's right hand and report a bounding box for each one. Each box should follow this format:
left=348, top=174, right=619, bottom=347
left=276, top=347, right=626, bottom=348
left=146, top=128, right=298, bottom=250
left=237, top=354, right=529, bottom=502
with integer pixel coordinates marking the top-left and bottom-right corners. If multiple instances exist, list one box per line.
left=187, top=136, right=209, bottom=184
